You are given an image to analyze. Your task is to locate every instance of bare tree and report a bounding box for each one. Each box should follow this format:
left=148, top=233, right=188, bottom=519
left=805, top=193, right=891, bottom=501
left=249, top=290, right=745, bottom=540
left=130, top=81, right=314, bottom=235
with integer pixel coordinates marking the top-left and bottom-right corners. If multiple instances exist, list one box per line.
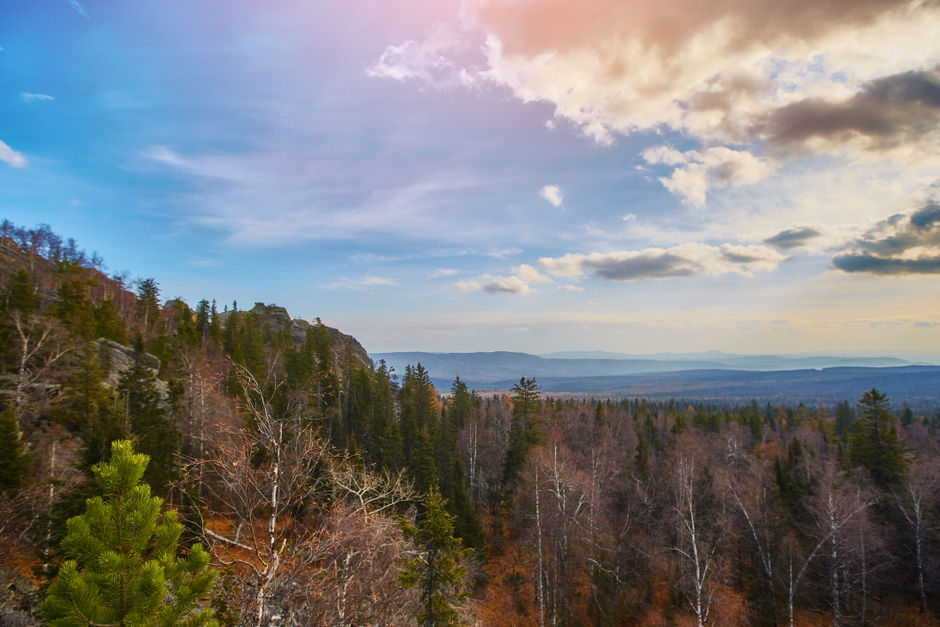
left=672, top=453, right=724, bottom=626
left=895, top=457, right=939, bottom=613
left=4, top=313, right=71, bottom=424
left=784, top=461, right=875, bottom=627
left=185, top=364, right=332, bottom=625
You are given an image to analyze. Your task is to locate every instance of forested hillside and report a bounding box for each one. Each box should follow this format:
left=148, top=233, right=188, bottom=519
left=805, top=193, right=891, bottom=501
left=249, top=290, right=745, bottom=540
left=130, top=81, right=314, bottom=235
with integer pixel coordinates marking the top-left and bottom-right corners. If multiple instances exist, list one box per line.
left=1, top=220, right=939, bottom=625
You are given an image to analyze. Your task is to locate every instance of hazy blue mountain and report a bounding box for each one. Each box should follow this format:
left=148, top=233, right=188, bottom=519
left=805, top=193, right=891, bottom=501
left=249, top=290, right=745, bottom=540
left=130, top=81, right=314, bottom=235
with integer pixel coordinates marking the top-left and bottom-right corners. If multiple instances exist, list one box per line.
left=468, top=366, right=940, bottom=411
left=372, top=351, right=736, bottom=384
left=372, top=350, right=915, bottom=387
left=540, top=350, right=913, bottom=369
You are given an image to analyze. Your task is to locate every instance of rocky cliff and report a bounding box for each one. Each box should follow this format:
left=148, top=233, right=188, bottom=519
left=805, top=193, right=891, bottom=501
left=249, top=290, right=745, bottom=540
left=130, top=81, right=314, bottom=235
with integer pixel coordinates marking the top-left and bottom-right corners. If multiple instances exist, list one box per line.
left=241, top=303, right=372, bottom=371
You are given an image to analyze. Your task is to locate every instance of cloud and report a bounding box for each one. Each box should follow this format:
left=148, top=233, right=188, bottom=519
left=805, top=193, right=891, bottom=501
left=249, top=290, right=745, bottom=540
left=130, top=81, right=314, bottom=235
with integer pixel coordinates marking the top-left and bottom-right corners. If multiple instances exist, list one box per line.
left=374, top=1, right=940, bottom=206
left=324, top=275, right=398, bottom=289
left=0, top=140, right=27, bottom=167
left=755, top=69, right=940, bottom=155
left=539, top=184, right=563, bottom=207
left=558, top=284, right=583, bottom=292
left=483, top=247, right=522, bottom=259
left=834, top=202, right=940, bottom=275
left=764, top=226, right=822, bottom=250
left=539, top=243, right=785, bottom=281
left=141, top=144, right=515, bottom=245
left=21, top=92, right=54, bottom=102
left=455, top=263, right=552, bottom=294
left=366, top=23, right=479, bottom=89
left=430, top=268, right=459, bottom=278
left=468, top=0, right=938, bottom=140
left=66, top=0, right=89, bottom=18
left=642, top=146, right=772, bottom=204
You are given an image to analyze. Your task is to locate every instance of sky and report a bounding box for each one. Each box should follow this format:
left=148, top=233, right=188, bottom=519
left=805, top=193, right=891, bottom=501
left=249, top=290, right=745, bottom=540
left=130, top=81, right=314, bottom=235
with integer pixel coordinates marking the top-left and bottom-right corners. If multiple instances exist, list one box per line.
left=1, top=0, right=938, bottom=356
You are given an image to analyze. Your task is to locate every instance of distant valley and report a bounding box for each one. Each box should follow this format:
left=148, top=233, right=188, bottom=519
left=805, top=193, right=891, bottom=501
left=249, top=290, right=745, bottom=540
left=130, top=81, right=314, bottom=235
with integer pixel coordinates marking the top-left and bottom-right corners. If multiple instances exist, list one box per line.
left=372, top=350, right=940, bottom=408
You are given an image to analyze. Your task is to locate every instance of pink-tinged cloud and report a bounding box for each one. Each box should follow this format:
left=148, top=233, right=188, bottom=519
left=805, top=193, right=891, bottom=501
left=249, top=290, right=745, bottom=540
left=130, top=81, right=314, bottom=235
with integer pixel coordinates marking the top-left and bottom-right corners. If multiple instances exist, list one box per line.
left=372, top=0, right=939, bottom=200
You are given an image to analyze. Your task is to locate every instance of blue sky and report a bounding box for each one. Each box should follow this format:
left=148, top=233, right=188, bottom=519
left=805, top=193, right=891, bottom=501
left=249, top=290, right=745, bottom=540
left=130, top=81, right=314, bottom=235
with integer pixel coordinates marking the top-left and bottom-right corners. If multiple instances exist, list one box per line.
left=1, top=0, right=939, bottom=355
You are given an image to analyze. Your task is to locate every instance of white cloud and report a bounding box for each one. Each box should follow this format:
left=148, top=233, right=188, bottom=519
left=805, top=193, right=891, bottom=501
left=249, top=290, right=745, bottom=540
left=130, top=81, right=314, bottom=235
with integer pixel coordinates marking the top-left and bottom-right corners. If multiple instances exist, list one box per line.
left=539, top=243, right=785, bottom=281
left=455, top=263, right=552, bottom=294
left=483, top=247, right=522, bottom=259
left=430, top=268, right=460, bottom=278
left=558, top=284, right=583, bottom=292
left=20, top=92, right=54, bottom=102
left=643, top=145, right=773, bottom=205
left=0, top=140, right=27, bottom=168
left=539, top=184, right=563, bottom=207
left=373, top=0, right=940, bottom=206
left=141, top=144, right=517, bottom=246
left=366, top=23, right=480, bottom=89
left=66, top=0, right=89, bottom=18
left=324, top=275, right=398, bottom=290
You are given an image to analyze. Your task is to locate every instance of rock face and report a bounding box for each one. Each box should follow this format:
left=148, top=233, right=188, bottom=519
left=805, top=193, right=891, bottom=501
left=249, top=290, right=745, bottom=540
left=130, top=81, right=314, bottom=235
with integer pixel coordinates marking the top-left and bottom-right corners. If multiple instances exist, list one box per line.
left=246, top=303, right=372, bottom=371
left=94, top=339, right=168, bottom=396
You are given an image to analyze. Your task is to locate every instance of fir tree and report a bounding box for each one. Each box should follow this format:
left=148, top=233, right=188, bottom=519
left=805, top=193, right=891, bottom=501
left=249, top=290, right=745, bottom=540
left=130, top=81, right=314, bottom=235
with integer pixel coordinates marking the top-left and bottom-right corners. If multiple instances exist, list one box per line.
left=41, top=440, right=217, bottom=626
left=401, top=487, right=473, bottom=626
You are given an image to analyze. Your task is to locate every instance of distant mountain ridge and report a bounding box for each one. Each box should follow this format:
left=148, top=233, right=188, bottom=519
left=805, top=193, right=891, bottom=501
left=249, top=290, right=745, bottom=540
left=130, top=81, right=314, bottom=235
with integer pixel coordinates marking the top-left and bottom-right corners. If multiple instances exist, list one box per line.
left=371, top=350, right=938, bottom=408
left=372, top=350, right=917, bottom=384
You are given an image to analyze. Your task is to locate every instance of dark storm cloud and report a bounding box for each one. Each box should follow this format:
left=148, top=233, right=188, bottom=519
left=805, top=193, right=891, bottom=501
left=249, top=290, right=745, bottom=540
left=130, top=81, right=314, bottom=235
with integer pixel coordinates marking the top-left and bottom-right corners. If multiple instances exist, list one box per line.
left=833, top=253, right=940, bottom=275
left=757, top=70, right=940, bottom=150
left=834, top=202, right=940, bottom=275
left=591, top=253, right=695, bottom=280
left=764, top=226, right=822, bottom=250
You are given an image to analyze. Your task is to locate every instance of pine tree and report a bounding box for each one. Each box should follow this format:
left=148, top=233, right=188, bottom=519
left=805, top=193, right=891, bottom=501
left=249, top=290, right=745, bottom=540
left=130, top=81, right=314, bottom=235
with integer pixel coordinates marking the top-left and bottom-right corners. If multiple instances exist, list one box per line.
left=5, top=268, right=37, bottom=313
left=42, top=440, right=217, bottom=626
left=0, top=408, right=29, bottom=494
left=400, top=487, right=473, bottom=626
left=94, top=299, right=129, bottom=344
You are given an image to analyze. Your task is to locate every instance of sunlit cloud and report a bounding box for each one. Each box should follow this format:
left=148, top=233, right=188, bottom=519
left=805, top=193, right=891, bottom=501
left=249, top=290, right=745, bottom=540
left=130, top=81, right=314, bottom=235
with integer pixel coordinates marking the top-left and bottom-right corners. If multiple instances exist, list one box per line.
left=0, top=139, right=27, bottom=167
left=455, top=263, right=552, bottom=294
left=539, top=184, right=563, bottom=207
left=372, top=0, right=940, bottom=204
left=642, top=146, right=772, bottom=205
left=366, top=23, right=480, bottom=90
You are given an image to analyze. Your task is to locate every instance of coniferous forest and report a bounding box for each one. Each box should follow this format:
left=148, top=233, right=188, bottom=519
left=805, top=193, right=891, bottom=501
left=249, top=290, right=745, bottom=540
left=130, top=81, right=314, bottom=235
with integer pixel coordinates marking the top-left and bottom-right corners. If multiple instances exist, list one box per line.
left=2, top=220, right=940, bottom=626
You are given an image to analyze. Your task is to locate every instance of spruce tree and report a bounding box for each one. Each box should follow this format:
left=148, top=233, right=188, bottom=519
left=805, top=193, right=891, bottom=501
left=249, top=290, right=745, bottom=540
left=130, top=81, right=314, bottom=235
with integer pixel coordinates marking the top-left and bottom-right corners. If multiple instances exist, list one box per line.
left=400, top=487, right=472, bottom=626
left=850, top=388, right=910, bottom=490
left=120, top=355, right=180, bottom=490
left=502, top=377, right=541, bottom=487
left=42, top=440, right=217, bottom=626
